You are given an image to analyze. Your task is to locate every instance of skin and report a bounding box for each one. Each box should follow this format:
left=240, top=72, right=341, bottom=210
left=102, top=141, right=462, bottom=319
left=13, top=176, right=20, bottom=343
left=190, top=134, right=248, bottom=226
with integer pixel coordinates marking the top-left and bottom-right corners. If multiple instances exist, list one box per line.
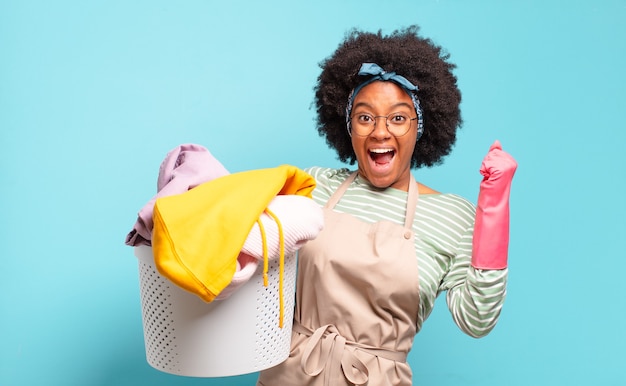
left=351, top=81, right=438, bottom=194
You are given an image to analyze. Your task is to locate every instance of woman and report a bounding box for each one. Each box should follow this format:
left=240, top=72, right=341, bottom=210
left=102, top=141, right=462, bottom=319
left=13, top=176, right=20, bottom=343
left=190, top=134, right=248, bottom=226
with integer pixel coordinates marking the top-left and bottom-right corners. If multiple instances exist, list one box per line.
left=258, top=26, right=517, bottom=385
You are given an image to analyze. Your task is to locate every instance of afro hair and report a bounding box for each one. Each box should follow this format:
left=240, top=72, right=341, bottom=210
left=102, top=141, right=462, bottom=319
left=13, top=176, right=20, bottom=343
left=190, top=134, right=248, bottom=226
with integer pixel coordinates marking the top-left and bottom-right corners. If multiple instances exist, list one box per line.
left=313, top=25, right=462, bottom=169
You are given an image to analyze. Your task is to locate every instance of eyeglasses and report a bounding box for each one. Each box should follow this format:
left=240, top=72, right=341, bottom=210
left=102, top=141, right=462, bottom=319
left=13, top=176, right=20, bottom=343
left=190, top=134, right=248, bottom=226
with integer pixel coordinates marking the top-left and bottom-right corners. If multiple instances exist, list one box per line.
left=348, top=112, right=418, bottom=137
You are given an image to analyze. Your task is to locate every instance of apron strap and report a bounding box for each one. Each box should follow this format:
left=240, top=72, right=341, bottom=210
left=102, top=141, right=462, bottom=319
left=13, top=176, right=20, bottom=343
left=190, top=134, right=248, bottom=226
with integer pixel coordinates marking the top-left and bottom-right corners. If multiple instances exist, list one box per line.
left=325, top=172, right=419, bottom=230
left=405, top=173, right=418, bottom=229
left=324, top=172, right=357, bottom=210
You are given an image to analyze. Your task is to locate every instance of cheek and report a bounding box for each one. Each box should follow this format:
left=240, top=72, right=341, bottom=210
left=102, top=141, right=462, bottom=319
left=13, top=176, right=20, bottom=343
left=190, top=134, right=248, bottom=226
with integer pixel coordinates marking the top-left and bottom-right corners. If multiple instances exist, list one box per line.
left=351, top=137, right=364, bottom=154
left=399, top=138, right=417, bottom=157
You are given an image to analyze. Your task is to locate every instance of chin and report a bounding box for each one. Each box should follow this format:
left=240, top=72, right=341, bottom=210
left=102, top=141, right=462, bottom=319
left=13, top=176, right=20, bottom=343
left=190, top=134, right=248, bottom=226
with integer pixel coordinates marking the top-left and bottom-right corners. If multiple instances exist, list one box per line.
left=361, top=173, right=395, bottom=189
left=361, top=167, right=398, bottom=188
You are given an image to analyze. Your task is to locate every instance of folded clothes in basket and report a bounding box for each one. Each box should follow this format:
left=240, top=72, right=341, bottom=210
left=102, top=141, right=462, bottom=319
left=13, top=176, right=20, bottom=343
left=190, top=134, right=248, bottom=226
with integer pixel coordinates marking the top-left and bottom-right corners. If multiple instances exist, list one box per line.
left=152, top=164, right=323, bottom=326
left=126, top=143, right=229, bottom=247
left=151, top=164, right=320, bottom=300
left=126, top=144, right=324, bottom=310
left=215, top=193, right=323, bottom=301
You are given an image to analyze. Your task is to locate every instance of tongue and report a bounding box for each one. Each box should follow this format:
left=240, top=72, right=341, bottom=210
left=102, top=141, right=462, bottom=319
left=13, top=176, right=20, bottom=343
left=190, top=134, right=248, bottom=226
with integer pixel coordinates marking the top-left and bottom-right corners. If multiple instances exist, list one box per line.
left=371, top=152, right=393, bottom=164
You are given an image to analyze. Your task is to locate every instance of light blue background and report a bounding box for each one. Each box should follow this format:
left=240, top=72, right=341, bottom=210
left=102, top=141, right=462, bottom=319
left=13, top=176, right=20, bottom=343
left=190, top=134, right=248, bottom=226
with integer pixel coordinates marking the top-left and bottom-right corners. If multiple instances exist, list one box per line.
left=1, top=1, right=625, bottom=385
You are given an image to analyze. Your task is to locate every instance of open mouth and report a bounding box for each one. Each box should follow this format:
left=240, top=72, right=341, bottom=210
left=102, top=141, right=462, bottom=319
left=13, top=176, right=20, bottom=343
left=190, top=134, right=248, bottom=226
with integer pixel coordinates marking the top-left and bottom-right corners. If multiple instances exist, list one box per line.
left=369, top=148, right=395, bottom=165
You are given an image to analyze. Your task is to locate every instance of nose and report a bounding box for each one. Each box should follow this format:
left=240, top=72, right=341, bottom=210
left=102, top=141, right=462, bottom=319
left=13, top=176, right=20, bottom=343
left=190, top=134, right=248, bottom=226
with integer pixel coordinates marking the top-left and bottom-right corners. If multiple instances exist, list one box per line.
left=370, top=116, right=391, bottom=139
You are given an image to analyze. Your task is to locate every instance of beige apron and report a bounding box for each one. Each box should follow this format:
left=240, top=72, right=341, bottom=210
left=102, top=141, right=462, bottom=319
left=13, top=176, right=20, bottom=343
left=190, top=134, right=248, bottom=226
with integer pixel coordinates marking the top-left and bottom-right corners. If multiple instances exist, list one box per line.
left=258, top=172, right=420, bottom=385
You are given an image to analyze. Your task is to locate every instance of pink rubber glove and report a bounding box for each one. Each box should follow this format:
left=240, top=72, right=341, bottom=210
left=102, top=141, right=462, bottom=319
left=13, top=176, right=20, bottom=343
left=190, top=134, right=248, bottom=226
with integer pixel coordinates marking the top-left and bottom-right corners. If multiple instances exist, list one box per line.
left=471, top=140, right=518, bottom=270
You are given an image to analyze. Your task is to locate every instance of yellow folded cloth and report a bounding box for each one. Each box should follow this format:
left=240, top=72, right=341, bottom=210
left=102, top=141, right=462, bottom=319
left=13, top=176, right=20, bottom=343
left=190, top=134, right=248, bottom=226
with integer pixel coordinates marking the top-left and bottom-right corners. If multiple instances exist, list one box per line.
left=152, top=165, right=316, bottom=303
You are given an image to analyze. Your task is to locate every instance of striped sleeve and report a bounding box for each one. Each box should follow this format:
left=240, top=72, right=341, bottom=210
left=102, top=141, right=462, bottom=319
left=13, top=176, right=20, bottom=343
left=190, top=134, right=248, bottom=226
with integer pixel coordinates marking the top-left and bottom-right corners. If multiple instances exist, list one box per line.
left=441, top=222, right=508, bottom=338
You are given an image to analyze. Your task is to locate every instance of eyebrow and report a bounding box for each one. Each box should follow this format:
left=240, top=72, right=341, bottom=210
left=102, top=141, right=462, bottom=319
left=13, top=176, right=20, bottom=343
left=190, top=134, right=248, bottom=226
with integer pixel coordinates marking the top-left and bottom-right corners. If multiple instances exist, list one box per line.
left=352, top=101, right=414, bottom=111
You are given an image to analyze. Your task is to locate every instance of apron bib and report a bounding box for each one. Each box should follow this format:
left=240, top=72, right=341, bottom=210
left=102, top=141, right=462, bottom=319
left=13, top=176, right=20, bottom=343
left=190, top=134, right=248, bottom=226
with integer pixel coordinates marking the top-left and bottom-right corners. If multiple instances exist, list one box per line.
left=259, top=172, right=420, bottom=385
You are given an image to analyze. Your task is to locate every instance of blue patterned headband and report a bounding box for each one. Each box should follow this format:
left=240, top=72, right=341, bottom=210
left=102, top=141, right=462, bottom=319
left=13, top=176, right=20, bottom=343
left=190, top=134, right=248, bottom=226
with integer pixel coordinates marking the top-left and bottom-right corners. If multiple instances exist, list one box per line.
left=346, top=63, right=424, bottom=140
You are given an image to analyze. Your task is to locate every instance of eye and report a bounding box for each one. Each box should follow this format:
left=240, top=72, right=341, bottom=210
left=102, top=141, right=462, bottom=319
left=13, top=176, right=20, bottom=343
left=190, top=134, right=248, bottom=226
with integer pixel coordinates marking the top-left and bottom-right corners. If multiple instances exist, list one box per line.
left=356, top=114, right=375, bottom=125
left=389, top=113, right=408, bottom=125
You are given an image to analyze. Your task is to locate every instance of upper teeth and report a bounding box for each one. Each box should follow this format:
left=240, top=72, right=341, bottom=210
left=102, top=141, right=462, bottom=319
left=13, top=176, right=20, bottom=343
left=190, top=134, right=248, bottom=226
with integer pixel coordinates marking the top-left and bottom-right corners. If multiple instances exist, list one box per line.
left=370, top=149, right=393, bottom=153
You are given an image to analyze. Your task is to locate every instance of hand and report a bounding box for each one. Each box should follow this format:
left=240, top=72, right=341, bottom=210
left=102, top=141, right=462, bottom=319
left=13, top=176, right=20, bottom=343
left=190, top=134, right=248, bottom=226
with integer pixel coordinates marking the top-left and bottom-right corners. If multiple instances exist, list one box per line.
left=479, top=140, right=517, bottom=194
left=472, top=140, right=517, bottom=270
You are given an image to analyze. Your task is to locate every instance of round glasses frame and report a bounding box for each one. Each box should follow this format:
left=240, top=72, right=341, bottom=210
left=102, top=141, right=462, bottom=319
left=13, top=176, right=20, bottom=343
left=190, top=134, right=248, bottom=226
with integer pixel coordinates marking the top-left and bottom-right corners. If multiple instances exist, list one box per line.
left=348, top=112, right=418, bottom=137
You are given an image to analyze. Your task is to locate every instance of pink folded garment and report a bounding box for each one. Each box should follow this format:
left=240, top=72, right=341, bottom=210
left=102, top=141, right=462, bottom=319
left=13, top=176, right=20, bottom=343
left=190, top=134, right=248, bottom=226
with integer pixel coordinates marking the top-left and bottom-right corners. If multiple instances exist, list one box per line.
left=125, top=143, right=229, bottom=246
left=241, top=195, right=324, bottom=260
left=214, top=253, right=259, bottom=300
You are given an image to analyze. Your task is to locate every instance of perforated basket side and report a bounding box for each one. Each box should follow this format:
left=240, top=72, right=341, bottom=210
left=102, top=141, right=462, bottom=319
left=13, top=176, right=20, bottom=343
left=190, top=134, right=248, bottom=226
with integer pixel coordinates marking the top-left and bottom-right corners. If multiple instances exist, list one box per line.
left=253, top=256, right=297, bottom=369
left=135, top=246, right=297, bottom=377
left=137, top=258, right=180, bottom=373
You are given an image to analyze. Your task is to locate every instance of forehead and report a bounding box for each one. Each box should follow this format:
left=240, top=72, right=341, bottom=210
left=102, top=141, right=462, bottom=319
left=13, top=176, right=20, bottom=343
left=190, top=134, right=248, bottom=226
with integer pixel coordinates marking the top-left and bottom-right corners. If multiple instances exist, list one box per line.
left=352, top=81, right=413, bottom=109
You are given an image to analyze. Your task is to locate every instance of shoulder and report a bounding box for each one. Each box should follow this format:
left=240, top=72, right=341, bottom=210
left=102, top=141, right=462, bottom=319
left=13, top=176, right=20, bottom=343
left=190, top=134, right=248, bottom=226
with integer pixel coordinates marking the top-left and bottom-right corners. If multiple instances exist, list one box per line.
left=304, top=166, right=353, bottom=188
left=418, top=192, right=476, bottom=225
left=412, top=180, right=475, bottom=215
left=417, top=182, right=439, bottom=195
left=305, top=166, right=350, bottom=180
left=304, top=166, right=352, bottom=204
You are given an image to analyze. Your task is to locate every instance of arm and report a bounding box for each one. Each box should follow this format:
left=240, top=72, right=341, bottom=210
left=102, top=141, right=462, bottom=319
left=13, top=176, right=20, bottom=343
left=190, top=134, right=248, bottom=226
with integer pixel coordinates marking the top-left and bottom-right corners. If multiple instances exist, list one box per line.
left=442, top=225, right=508, bottom=338
left=442, top=140, right=517, bottom=337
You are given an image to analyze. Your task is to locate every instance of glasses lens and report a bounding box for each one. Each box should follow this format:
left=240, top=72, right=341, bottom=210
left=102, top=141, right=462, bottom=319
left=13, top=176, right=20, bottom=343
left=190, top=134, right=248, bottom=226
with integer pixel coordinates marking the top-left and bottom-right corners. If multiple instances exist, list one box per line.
left=351, top=114, right=374, bottom=136
left=349, top=113, right=413, bottom=136
left=387, top=113, right=410, bottom=136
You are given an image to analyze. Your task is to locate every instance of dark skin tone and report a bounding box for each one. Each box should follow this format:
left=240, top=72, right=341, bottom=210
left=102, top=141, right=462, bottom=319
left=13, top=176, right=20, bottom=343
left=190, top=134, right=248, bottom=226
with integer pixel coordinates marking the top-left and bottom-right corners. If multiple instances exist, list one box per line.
left=350, top=81, right=439, bottom=194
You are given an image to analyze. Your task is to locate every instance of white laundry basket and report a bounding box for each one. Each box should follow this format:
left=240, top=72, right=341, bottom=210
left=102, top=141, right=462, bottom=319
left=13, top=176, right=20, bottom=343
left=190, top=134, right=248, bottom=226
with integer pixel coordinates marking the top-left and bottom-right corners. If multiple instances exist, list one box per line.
left=134, top=245, right=297, bottom=377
